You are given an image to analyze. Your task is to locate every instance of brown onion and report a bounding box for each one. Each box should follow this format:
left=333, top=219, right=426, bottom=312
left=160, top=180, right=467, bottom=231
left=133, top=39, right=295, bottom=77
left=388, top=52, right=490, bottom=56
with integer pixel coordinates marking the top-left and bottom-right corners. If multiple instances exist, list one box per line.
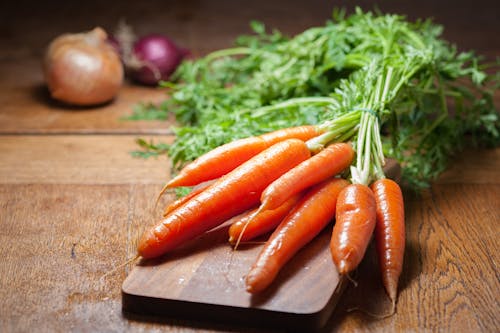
left=43, top=27, right=124, bottom=106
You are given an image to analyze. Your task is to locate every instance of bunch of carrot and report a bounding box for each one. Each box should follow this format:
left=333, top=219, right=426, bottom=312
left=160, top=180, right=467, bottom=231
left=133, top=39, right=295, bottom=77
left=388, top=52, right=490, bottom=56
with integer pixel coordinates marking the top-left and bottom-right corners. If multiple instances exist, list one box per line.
left=128, top=9, right=500, bottom=319
left=136, top=122, right=405, bottom=309
left=136, top=54, right=417, bottom=312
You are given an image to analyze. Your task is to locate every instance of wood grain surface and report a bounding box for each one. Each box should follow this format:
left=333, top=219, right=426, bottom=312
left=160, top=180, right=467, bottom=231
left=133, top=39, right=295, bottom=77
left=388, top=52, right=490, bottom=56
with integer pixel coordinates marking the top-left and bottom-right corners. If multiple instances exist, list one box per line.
left=0, top=0, right=499, bottom=332
left=0, top=135, right=173, bottom=184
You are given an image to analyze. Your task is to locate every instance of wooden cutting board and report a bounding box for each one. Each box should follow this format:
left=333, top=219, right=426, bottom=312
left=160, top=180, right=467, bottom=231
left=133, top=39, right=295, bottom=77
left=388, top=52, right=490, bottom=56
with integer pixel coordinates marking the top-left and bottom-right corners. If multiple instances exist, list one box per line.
left=122, top=224, right=345, bottom=332
left=122, top=161, right=400, bottom=331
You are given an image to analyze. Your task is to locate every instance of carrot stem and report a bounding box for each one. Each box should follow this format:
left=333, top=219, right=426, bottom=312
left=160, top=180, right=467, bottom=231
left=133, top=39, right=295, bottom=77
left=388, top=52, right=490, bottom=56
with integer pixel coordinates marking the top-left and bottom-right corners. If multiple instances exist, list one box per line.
left=248, top=97, right=338, bottom=118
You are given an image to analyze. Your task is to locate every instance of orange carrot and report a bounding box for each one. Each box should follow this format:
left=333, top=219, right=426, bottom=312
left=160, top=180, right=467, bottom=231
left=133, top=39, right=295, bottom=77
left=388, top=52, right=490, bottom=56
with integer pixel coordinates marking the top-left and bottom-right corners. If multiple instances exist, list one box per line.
left=260, top=143, right=354, bottom=211
left=259, top=125, right=322, bottom=145
left=370, top=178, right=405, bottom=304
left=330, top=184, right=377, bottom=275
left=162, top=185, right=209, bottom=217
left=165, top=137, right=268, bottom=188
left=163, top=125, right=322, bottom=189
left=246, top=178, right=349, bottom=293
left=228, top=194, right=301, bottom=245
left=138, top=139, right=311, bottom=259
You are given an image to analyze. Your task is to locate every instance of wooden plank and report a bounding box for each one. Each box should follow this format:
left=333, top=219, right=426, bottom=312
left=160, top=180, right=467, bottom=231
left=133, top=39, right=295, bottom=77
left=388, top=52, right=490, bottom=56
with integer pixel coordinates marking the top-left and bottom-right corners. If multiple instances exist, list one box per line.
left=0, top=183, right=278, bottom=332
left=0, top=135, right=173, bottom=185
left=435, top=148, right=500, bottom=184
left=0, top=184, right=142, bottom=332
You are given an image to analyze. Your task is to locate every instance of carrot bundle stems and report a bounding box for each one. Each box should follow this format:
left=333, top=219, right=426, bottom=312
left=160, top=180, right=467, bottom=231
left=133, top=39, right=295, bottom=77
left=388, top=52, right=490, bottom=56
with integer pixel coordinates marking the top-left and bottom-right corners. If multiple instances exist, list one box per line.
left=307, top=110, right=362, bottom=153
left=138, top=139, right=311, bottom=259
left=248, top=97, right=338, bottom=118
left=246, top=178, right=349, bottom=293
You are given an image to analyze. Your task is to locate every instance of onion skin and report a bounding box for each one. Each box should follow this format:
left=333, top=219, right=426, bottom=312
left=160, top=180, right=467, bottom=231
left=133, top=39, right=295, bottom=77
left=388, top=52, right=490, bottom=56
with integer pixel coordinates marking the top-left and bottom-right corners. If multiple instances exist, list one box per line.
left=43, top=27, right=124, bottom=106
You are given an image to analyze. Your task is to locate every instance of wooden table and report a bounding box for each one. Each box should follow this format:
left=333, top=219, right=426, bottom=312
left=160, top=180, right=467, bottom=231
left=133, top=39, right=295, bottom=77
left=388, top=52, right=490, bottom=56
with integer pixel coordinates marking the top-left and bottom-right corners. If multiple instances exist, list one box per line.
left=1, top=1, right=498, bottom=332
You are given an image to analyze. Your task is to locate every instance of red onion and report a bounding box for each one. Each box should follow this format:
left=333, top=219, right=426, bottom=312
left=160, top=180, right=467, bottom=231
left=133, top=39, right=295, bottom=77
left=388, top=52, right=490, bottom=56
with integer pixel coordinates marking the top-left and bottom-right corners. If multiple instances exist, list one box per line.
left=129, top=34, right=185, bottom=85
left=111, top=21, right=187, bottom=86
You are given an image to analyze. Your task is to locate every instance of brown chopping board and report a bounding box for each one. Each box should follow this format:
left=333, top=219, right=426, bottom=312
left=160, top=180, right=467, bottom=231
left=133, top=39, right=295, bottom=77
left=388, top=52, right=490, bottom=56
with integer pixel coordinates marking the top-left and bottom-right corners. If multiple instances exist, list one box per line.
left=122, top=223, right=344, bottom=331
left=122, top=161, right=400, bottom=331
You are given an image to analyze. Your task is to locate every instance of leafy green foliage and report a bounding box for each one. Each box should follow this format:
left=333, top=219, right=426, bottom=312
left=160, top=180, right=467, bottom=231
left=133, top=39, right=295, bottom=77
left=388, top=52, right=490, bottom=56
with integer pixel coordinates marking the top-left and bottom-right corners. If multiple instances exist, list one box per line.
left=130, top=138, right=169, bottom=159
left=125, top=101, right=169, bottom=121
left=130, top=8, right=499, bottom=189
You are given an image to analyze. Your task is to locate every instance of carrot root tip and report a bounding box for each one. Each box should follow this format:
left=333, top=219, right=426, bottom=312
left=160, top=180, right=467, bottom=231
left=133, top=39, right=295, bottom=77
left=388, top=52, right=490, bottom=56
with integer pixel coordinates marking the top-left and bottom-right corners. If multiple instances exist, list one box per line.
left=155, top=183, right=172, bottom=208
left=233, top=209, right=261, bottom=250
left=342, top=272, right=358, bottom=287
left=99, top=254, right=140, bottom=280
left=346, top=306, right=396, bottom=319
left=382, top=271, right=399, bottom=303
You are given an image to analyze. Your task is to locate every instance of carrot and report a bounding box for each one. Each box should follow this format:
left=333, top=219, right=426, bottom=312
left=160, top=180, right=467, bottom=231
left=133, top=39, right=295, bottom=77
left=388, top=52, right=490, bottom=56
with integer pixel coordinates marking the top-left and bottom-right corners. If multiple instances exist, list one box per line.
left=260, top=143, right=354, bottom=211
left=162, top=184, right=209, bottom=217
left=330, top=184, right=377, bottom=275
left=162, top=125, right=322, bottom=189
left=228, top=194, right=301, bottom=245
left=246, top=178, right=349, bottom=293
left=370, top=178, right=405, bottom=305
left=138, top=139, right=311, bottom=259
left=259, top=125, right=322, bottom=145
left=165, top=137, right=267, bottom=189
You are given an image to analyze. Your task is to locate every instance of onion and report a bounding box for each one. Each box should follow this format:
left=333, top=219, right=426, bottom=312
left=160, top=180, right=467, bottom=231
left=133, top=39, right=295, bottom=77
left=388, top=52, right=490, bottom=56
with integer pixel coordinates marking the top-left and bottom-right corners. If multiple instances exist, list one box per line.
left=43, top=27, right=124, bottom=106
left=111, top=21, right=187, bottom=86
left=128, top=34, right=185, bottom=85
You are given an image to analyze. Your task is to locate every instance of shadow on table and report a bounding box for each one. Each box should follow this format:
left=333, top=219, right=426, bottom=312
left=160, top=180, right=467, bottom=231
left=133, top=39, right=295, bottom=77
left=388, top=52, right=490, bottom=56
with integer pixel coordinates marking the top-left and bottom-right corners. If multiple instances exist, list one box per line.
left=30, top=83, right=115, bottom=111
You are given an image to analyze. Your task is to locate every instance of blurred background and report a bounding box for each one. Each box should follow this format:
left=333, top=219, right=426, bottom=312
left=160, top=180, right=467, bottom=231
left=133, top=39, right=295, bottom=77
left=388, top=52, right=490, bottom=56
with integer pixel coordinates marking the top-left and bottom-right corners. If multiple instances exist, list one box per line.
left=1, top=0, right=498, bottom=60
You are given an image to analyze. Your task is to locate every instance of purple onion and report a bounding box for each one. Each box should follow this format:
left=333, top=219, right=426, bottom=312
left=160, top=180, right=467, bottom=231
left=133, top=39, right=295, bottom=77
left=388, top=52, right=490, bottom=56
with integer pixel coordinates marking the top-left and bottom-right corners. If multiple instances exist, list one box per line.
left=130, top=34, right=184, bottom=85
